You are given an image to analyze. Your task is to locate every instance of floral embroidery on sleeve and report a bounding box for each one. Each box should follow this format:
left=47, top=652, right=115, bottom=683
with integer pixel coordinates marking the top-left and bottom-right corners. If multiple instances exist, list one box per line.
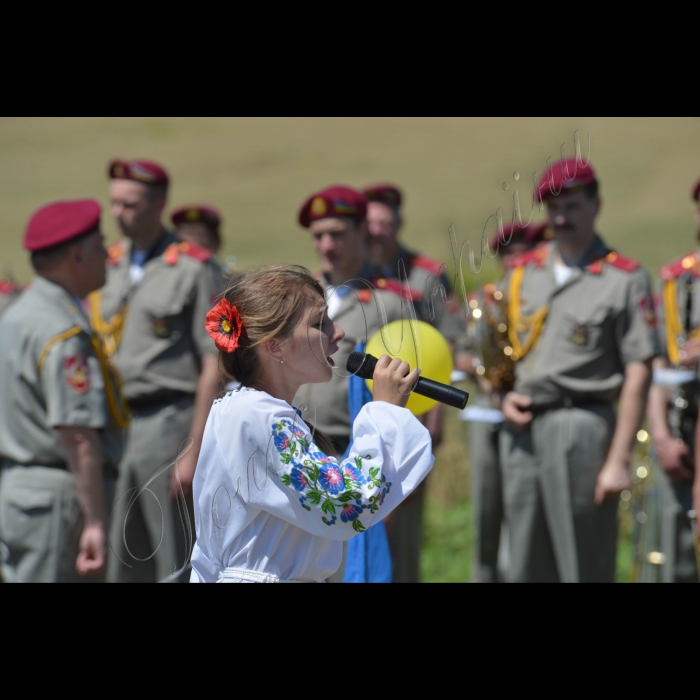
left=271, top=419, right=392, bottom=533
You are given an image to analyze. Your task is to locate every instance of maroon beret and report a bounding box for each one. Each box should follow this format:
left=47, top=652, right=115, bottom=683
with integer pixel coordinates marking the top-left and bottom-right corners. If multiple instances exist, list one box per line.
left=691, top=177, right=700, bottom=202
left=171, top=204, right=222, bottom=230
left=363, top=183, right=403, bottom=209
left=108, top=158, right=170, bottom=187
left=298, top=185, right=368, bottom=228
left=537, top=158, right=597, bottom=202
left=24, top=199, right=101, bottom=252
left=489, top=222, right=531, bottom=252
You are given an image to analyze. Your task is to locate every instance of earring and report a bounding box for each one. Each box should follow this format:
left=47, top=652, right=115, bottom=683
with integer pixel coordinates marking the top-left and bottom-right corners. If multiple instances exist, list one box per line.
left=280, top=360, right=284, bottom=366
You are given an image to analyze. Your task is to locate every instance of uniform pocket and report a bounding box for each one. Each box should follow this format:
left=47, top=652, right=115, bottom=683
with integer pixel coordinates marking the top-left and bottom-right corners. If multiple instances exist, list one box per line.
left=7, top=487, right=54, bottom=515
left=562, top=310, right=611, bottom=353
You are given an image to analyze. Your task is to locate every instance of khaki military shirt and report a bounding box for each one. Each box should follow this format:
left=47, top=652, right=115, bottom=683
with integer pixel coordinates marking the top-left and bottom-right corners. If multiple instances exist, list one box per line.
left=293, top=274, right=409, bottom=440
left=376, top=246, right=465, bottom=343
left=505, top=236, right=659, bottom=404
left=0, top=277, right=125, bottom=469
left=89, top=231, right=224, bottom=403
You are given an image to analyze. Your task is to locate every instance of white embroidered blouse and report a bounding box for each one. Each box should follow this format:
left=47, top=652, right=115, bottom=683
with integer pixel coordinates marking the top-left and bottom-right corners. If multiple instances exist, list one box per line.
left=189, top=387, right=434, bottom=583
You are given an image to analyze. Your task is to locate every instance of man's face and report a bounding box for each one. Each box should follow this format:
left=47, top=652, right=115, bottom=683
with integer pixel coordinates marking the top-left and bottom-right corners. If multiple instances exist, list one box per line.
left=545, top=189, right=600, bottom=246
left=72, top=230, right=109, bottom=296
left=499, top=241, right=529, bottom=272
left=176, top=223, right=221, bottom=254
left=310, top=216, right=366, bottom=278
left=367, top=201, right=400, bottom=261
left=109, top=180, right=164, bottom=240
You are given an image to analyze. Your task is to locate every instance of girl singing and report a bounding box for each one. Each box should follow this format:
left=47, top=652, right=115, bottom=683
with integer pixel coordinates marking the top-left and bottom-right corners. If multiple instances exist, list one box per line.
left=190, top=266, right=434, bottom=583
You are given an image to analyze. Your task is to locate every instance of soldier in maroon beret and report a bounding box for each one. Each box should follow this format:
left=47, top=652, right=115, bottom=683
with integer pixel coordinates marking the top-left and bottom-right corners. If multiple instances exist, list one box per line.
left=91, top=159, right=226, bottom=583
left=362, top=182, right=467, bottom=582
left=0, top=200, right=126, bottom=582
left=497, top=158, right=659, bottom=582
left=647, top=175, right=700, bottom=583
left=488, top=221, right=552, bottom=272
left=171, top=204, right=223, bottom=256
left=295, top=184, right=419, bottom=583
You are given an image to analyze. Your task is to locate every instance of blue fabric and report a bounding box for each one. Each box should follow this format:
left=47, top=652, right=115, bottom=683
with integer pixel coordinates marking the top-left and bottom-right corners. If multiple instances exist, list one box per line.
left=342, top=342, right=393, bottom=583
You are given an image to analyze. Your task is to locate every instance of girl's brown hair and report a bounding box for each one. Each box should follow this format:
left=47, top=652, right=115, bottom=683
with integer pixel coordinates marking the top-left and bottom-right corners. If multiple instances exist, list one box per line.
left=219, top=265, right=337, bottom=456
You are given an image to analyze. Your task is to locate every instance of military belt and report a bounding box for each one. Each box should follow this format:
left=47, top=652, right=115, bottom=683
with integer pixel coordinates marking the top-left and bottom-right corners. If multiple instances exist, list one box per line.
left=128, top=391, right=194, bottom=415
left=2, top=460, right=67, bottom=471
left=529, top=397, right=611, bottom=416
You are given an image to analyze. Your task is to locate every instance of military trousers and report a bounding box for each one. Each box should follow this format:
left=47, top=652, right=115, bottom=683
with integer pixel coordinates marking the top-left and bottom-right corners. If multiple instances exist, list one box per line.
left=500, top=404, right=618, bottom=583
left=386, top=480, right=427, bottom=583
left=657, top=471, right=699, bottom=583
left=470, top=418, right=505, bottom=583
left=107, top=397, right=195, bottom=583
left=0, top=466, right=95, bottom=583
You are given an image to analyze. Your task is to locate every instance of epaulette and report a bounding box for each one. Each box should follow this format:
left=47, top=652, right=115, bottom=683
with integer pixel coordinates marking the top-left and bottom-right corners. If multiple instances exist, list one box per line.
left=512, top=245, right=549, bottom=270
left=411, top=253, right=445, bottom=277
left=107, top=240, right=126, bottom=267
left=373, top=277, right=424, bottom=302
left=164, top=241, right=214, bottom=266
left=659, top=251, right=699, bottom=281
left=604, top=251, right=641, bottom=274
left=0, top=278, right=17, bottom=295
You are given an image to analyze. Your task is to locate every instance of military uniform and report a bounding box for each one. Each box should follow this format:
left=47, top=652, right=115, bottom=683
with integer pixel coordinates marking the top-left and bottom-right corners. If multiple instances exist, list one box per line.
left=294, top=273, right=413, bottom=452
left=295, top=185, right=421, bottom=583
left=363, top=183, right=467, bottom=583
left=89, top=231, right=223, bottom=583
left=501, top=237, right=659, bottom=582
left=653, top=250, right=700, bottom=583
left=374, top=246, right=464, bottom=342
left=0, top=202, right=126, bottom=583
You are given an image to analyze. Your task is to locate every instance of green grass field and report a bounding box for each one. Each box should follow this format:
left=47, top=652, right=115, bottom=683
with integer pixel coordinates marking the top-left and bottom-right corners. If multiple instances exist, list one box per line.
left=2, top=117, right=699, bottom=582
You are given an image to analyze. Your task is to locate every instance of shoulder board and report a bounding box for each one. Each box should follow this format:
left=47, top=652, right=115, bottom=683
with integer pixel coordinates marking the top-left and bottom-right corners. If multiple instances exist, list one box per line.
left=0, top=278, right=17, bottom=295
left=512, top=245, right=549, bottom=270
left=163, top=241, right=214, bottom=266
left=107, top=240, right=127, bottom=267
left=604, top=251, right=641, bottom=274
left=373, top=278, right=424, bottom=302
left=411, top=253, right=445, bottom=277
left=659, top=251, right=699, bottom=281
left=178, top=241, right=214, bottom=263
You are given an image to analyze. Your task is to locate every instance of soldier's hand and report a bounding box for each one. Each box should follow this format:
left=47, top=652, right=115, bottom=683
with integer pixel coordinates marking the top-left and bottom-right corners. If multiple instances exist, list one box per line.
left=594, top=462, right=633, bottom=505
left=372, top=355, right=421, bottom=410
left=76, top=523, right=106, bottom=577
left=653, top=434, right=694, bottom=483
left=679, top=338, right=700, bottom=367
left=171, top=449, right=198, bottom=500
left=502, top=392, right=533, bottom=431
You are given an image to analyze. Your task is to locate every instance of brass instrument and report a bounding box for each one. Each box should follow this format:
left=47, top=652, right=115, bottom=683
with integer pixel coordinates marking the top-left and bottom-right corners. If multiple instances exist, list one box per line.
left=469, top=283, right=517, bottom=392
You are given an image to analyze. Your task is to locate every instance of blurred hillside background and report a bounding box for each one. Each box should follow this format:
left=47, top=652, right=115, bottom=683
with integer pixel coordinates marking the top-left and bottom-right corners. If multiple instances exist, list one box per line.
left=2, top=117, right=699, bottom=581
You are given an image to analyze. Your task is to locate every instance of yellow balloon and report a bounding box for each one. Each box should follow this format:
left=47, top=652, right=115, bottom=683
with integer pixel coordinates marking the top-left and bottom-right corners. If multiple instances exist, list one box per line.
left=365, top=319, right=454, bottom=417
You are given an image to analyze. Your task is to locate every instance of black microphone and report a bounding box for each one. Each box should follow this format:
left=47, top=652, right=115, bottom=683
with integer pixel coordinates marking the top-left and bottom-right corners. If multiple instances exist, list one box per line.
left=346, top=352, right=470, bottom=410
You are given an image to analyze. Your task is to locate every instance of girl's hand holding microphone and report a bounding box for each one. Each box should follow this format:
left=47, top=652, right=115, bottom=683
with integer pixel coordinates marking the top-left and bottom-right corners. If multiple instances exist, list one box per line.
left=371, top=355, right=421, bottom=409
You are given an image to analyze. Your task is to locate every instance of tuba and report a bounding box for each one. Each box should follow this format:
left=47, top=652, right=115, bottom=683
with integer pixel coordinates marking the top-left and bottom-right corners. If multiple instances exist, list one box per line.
left=468, top=283, right=518, bottom=392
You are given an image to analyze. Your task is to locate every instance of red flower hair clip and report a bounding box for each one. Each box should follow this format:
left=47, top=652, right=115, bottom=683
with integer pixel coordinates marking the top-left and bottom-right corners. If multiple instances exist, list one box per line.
left=206, top=299, right=244, bottom=353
